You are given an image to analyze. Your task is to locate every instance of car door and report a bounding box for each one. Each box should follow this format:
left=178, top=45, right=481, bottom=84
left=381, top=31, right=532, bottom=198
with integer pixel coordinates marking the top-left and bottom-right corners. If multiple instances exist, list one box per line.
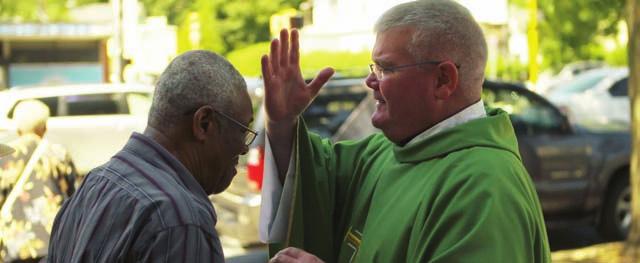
left=483, top=85, right=593, bottom=216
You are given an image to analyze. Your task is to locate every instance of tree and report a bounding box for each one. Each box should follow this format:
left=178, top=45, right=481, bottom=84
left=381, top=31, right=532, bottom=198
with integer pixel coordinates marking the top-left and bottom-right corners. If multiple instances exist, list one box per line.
left=538, top=0, right=626, bottom=71
left=0, top=0, right=108, bottom=22
left=142, top=0, right=304, bottom=54
left=0, top=0, right=69, bottom=22
left=175, top=0, right=226, bottom=53
left=510, top=0, right=627, bottom=72
left=626, top=0, right=640, bottom=259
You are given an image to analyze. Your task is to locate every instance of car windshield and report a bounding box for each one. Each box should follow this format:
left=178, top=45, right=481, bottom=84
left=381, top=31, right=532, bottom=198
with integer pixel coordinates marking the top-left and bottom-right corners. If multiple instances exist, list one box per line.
left=549, top=69, right=611, bottom=97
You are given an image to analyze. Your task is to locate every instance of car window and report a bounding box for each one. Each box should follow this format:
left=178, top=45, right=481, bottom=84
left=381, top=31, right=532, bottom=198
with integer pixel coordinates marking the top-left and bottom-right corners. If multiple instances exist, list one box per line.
left=302, top=83, right=368, bottom=138
left=63, top=93, right=128, bottom=116
left=483, top=87, right=564, bottom=135
left=549, top=70, right=609, bottom=97
left=7, top=96, right=59, bottom=118
left=608, top=77, right=628, bottom=97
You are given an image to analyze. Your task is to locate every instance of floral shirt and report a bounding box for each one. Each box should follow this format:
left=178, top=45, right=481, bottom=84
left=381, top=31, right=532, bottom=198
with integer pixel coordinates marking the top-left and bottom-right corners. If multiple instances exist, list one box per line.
left=0, top=134, right=77, bottom=261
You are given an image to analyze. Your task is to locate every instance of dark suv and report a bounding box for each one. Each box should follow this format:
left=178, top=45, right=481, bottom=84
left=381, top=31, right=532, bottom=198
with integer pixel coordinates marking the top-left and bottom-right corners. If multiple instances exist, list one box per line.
left=211, top=78, right=631, bottom=245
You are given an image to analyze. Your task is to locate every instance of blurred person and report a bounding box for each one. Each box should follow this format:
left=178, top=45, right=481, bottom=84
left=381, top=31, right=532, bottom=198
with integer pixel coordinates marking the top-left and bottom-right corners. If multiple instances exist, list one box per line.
left=0, top=100, right=78, bottom=263
left=260, top=0, right=551, bottom=262
left=47, top=50, right=254, bottom=262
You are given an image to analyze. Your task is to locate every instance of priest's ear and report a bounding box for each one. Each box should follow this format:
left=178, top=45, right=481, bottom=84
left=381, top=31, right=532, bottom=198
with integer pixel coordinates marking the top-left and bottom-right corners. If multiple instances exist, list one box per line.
left=434, top=61, right=459, bottom=100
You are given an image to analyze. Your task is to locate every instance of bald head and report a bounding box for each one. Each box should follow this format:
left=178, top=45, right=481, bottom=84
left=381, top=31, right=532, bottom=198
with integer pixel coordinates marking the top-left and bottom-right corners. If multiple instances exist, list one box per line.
left=149, top=50, right=247, bottom=130
left=375, top=0, right=488, bottom=100
left=14, top=99, right=50, bottom=136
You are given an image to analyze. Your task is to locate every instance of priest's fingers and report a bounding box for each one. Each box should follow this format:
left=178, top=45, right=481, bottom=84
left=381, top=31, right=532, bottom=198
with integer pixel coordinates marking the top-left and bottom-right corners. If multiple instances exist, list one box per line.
left=307, top=67, right=335, bottom=96
left=289, top=29, right=300, bottom=66
left=270, top=38, right=281, bottom=74
left=279, top=29, right=289, bottom=69
left=261, top=55, right=272, bottom=85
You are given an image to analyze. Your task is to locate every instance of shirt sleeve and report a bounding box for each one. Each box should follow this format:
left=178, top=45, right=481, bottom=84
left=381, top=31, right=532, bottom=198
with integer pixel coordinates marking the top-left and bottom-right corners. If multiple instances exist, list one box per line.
left=137, top=225, right=224, bottom=263
left=259, top=132, right=297, bottom=243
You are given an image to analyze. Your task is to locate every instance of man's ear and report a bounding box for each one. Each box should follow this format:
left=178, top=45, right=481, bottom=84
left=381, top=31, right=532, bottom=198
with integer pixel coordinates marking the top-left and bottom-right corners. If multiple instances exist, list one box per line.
left=434, top=62, right=459, bottom=100
left=192, top=106, right=215, bottom=141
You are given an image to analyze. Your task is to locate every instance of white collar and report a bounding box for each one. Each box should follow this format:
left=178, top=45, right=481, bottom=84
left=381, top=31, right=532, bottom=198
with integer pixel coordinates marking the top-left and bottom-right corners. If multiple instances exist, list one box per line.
left=406, top=100, right=487, bottom=146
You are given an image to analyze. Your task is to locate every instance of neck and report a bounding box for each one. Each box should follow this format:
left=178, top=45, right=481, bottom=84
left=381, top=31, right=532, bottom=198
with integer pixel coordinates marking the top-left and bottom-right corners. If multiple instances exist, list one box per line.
left=143, top=125, right=200, bottom=178
left=144, top=126, right=216, bottom=195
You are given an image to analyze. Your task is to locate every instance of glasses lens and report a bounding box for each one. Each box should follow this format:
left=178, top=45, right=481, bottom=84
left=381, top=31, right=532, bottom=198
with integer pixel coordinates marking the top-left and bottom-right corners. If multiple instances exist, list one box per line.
left=244, top=132, right=256, bottom=146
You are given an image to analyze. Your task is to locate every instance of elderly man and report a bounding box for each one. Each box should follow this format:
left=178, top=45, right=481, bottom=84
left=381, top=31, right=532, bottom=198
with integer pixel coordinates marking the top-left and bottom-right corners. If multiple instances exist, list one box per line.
left=260, top=0, right=551, bottom=262
left=0, top=100, right=77, bottom=262
left=47, top=50, right=255, bottom=262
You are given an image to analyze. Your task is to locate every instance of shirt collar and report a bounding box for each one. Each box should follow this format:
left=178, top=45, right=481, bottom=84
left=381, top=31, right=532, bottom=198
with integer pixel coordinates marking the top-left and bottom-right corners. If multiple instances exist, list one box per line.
left=406, top=99, right=487, bottom=146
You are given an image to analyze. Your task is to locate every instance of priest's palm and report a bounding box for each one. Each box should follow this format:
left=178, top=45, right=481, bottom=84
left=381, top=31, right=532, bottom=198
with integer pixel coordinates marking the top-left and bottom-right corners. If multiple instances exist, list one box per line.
left=261, top=29, right=334, bottom=125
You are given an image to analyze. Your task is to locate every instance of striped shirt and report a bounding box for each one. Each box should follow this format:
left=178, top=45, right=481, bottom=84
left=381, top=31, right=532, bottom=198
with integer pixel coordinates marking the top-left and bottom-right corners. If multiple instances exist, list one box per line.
left=47, top=132, right=224, bottom=262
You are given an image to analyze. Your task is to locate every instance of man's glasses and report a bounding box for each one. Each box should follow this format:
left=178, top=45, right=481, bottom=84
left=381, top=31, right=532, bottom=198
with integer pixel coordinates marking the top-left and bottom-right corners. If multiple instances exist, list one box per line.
left=369, top=60, right=460, bottom=80
left=184, top=107, right=257, bottom=146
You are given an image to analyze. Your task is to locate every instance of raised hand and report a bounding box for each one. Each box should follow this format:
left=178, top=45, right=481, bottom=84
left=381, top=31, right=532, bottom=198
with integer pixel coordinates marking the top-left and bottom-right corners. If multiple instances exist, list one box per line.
left=260, top=28, right=334, bottom=179
left=261, top=28, right=334, bottom=127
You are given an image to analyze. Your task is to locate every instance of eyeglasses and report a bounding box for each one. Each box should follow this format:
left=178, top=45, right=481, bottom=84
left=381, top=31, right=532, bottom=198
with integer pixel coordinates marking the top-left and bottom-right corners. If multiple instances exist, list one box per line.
left=184, top=106, right=258, bottom=146
left=368, top=60, right=460, bottom=80
left=213, top=109, right=258, bottom=146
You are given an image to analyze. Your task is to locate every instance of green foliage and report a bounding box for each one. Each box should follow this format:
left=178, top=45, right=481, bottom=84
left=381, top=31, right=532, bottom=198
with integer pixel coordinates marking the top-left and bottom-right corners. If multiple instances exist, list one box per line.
left=175, top=0, right=226, bottom=53
left=604, top=45, right=628, bottom=66
left=509, top=0, right=527, bottom=8
left=227, top=42, right=370, bottom=78
left=299, top=50, right=370, bottom=78
left=227, top=42, right=271, bottom=77
left=1, top=0, right=67, bottom=22
left=140, top=0, right=191, bottom=24
left=0, top=0, right=107, bottom=22
left=143, top=0, right=304, bottom=54
left=536, top=0, right=626, bottom=71
left=493, top=56, right=529, bottom=82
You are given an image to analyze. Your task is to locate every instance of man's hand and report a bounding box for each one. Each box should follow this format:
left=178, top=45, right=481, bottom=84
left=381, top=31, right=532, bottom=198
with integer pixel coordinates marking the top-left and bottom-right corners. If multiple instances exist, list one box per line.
left=269, top=247, right=325, bottom=263
left=261, top=28, right=334, bottom=179
left=261, top=28, right=334, bottom=129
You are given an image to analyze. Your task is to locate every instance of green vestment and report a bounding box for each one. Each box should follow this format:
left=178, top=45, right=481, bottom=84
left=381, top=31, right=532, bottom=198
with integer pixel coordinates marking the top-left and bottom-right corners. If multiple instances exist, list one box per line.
left=273, top=109, right=551, bottom=263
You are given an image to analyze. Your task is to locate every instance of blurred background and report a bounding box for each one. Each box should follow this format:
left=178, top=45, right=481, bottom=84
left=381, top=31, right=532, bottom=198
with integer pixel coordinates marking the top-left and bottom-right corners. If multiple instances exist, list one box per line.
left=0, top=0, right=637, bottom=262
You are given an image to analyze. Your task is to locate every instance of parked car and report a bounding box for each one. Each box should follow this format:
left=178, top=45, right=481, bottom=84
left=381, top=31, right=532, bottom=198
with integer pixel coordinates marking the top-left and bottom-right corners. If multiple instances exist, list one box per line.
left=0, top=83, right=154, bottom=175
left=545, top=67, right=619, bottom=103
left=484, top=81, right=630, bottom=241
left=546, top=67, right=629, bottom=129
left=538, top=60, right=607, bottom=95
left=214, top=78, right=631, bottom=246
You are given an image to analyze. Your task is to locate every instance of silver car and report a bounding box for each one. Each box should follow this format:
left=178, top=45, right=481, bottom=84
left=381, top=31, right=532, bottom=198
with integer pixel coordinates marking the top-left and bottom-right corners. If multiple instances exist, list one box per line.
left=0, top=83, right=153, bottom=175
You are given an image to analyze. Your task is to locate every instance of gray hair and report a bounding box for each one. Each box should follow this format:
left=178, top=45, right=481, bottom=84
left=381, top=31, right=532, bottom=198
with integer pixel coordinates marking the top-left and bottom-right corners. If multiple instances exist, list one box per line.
left=374, top=0, right=488, bottom=98
left=13, top=99, right=49, bottom=133
left=149, top=50, right=246, bottom=128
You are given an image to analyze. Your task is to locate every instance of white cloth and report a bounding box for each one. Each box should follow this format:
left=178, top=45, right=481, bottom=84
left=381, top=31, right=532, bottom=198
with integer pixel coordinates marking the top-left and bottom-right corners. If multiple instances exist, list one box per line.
left=259, top=100, right=487, bottom=243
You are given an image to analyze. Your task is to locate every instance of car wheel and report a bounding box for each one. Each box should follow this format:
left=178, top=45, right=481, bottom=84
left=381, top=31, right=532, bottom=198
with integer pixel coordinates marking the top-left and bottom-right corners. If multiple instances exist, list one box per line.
left=598, top=174, right=630, bottom=240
